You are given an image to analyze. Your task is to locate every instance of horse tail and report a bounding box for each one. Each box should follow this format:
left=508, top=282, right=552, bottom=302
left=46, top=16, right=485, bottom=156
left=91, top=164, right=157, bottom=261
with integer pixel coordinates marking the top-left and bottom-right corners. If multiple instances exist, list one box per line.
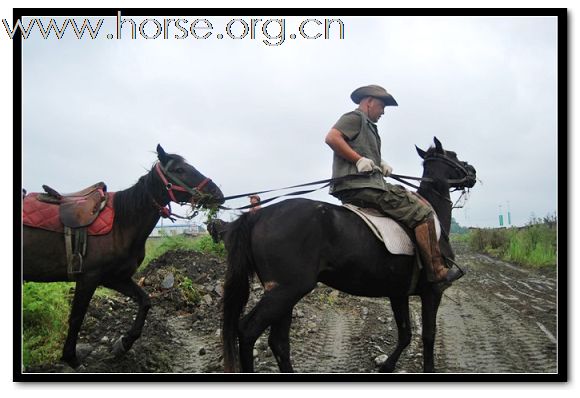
left=222, top=212, right=255, bottom=372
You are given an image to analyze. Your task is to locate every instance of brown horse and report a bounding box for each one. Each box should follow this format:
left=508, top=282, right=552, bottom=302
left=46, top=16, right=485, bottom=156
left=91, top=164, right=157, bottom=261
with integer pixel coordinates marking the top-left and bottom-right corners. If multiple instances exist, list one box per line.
left=22, top=145, right=224, bottom=368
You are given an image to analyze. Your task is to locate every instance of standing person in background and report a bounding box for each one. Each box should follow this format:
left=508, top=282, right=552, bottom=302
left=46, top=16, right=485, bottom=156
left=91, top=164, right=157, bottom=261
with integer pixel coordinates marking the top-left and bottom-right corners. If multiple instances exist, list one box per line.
left=249, top=195, right=261, bottom=214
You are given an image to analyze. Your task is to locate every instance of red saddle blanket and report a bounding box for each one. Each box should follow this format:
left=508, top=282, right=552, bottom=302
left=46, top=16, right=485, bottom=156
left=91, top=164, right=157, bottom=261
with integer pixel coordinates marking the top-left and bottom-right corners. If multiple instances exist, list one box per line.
left=22, top=192, right=116, bottom=235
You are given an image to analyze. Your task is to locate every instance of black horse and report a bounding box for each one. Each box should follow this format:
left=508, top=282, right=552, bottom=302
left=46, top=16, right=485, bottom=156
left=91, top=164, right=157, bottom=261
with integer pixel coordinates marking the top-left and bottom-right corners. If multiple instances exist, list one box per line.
left=222, top=137, right=476, bottom=373
left=23, top=145, right=224, bottom=368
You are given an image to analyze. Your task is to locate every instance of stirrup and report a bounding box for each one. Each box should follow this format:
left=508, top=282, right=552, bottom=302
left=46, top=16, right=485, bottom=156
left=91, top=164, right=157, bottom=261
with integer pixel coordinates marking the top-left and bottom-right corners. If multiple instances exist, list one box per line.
left=445, top=267, right=465, bottom=283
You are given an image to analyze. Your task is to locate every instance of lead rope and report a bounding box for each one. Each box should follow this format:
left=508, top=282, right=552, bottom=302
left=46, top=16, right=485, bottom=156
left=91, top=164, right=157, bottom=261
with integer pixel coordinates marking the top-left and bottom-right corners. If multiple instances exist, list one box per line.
left=218, top=173, right=374, bottom=211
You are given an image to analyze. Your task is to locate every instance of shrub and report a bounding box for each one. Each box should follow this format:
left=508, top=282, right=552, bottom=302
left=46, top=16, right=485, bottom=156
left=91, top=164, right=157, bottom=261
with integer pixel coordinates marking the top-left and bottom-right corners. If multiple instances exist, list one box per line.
left=22, top=282, right=73, bottom=368
left=468, top=224, right=556, bottom=268
left=192, top=234, right=226, bottom=258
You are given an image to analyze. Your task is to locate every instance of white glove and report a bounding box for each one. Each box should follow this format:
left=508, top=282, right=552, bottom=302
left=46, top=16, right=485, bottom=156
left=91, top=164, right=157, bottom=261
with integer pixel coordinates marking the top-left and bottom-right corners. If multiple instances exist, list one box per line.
left=356, top=157, right=376, bottom=173
left=380, top=159, right=393, bottom=177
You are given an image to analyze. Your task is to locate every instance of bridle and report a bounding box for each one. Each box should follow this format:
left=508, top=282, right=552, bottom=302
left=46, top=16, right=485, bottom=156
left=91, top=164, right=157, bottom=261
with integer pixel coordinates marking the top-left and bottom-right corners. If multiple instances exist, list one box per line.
left=152, top=160, right=212, bottom=221
left=422, top=153, right=476, bottom=188
left=155, top=161, right=211, bottom=203
left=390, top=153, right=476, bottom=208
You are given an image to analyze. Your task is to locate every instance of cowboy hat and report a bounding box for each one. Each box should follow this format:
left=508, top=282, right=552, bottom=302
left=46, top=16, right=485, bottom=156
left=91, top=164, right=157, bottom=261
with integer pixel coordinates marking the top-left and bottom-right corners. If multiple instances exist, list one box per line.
left=350, top=84, right=398, bottom=106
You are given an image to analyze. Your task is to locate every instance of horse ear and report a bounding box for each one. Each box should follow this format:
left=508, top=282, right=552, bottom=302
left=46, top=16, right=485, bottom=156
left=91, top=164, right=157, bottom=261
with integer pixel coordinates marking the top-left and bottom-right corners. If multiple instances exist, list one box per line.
left=415, top=145, right=427, bottom=159
left=157, top=144, right=169, bottom=165
left=434, top=137, right=443, bottom=152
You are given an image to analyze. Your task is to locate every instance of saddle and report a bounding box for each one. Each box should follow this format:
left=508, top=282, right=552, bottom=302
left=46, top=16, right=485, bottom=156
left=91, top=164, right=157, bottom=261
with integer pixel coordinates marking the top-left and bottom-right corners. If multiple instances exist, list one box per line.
left=33, top=182, right=108, bottom=279
left=38, top=182, right=108, bottom=228
left=343, top=204, right=444, bottom=295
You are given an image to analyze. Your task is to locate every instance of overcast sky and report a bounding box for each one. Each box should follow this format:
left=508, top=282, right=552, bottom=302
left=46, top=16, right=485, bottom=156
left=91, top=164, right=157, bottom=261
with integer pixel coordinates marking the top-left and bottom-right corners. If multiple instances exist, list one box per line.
left=20, top=14, right=559, bottom=228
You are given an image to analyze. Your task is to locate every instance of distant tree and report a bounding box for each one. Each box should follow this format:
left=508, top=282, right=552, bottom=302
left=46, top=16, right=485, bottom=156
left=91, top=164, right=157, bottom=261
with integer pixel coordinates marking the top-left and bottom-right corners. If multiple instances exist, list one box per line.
left=542, top=212, right=557, bottom=229
left=450, top=217, right=469, bottom=234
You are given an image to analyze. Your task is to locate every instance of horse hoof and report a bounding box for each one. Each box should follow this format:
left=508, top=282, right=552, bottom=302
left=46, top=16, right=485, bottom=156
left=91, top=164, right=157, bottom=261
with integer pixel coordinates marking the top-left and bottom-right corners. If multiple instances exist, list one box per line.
left=111, top=336, right=128, bottom=358
left=62, top=356, right=81, bottom=369
left=378, top=363, right=395, bottom=373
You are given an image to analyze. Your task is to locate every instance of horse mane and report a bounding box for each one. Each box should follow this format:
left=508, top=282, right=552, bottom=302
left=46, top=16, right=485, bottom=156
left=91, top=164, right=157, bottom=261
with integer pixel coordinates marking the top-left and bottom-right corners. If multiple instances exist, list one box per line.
left=113, top=164, right=164, bottom=226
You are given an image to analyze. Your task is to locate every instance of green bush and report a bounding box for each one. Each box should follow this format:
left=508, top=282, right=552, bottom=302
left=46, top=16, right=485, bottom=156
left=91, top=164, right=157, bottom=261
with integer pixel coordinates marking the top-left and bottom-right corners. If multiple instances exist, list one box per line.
left=178, top=276, right=202, bottom=305
left=22, top=282, right=73, bottom=368
left=468, top=224, right=557, bottom=268
left=192, top=234, right=226, bottom=258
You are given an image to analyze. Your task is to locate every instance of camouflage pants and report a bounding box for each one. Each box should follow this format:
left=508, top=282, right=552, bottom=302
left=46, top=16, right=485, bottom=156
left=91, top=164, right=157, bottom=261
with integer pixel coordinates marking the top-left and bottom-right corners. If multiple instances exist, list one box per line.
left=333, top=184, right=433, bottom=229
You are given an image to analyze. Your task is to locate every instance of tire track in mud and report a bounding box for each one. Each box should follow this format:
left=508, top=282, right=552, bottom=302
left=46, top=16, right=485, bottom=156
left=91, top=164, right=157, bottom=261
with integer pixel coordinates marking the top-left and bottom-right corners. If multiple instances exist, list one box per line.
left=162, top=311, right=223, bottom=373
left=251, top=295, right=391, bottom=373
left=429, top=251, right=557, bottom=373
left=373, top=248, right=558, bottom=374
left=286, top=303, right=368, bottom=373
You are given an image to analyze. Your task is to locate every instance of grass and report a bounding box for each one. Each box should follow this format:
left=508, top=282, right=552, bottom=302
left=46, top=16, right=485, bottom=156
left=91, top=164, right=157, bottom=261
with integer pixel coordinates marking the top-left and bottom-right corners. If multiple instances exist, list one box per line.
left=467, top=223, right=557, bottom=268
left=22, top=282, right=73, bottom=367
left=22, top=233, right=223, bottom=369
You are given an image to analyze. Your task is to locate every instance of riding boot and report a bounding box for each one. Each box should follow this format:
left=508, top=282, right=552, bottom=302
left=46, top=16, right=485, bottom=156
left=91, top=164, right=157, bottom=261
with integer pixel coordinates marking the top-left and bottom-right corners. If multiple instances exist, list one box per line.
left=414, top=217, right=464, bottom=284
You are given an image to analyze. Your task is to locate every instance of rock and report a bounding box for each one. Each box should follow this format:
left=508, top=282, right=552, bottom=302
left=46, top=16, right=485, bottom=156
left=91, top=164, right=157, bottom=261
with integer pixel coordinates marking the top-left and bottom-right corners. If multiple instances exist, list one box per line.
left=100, top=335, right=109, bottom=343
left=361, top=307, right=369, bottom=316
left=202, top=294, right=213, bottom=305
left=161, top=273, right=174, bottom=289
left=256, top=338, right=268, bottom=350
left=215, top=328, right=221, bottom=337
left=253, top=349, right=259, bottom=358
left=252, top=283, right=262, bottom=291
left=76, top=343, right=94, bottom=362
left=329, top=290, right=340, bottom=300
left=214, top=284, right=224, bottom=297
left=374, top=354, right=388, bottom=366
left=199, top=347, right=206, bottom=356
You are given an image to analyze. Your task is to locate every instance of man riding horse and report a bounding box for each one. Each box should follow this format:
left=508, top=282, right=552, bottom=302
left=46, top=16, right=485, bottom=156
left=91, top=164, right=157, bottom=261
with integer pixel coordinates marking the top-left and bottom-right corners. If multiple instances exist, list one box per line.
left=325, top=84, right=464, bottom=290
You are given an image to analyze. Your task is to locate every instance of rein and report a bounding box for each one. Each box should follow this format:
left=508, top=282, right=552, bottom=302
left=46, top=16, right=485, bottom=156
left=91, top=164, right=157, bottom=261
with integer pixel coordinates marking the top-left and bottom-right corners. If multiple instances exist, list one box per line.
left=218, top=153, right=474, bottom=212
left=218, top=173, right=373, bottom=211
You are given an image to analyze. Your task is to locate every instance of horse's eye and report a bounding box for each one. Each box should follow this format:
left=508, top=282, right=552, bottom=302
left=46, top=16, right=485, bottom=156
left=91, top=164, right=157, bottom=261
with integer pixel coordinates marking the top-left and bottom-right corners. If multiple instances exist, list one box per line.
left=174, top=167, right=184, bottom=174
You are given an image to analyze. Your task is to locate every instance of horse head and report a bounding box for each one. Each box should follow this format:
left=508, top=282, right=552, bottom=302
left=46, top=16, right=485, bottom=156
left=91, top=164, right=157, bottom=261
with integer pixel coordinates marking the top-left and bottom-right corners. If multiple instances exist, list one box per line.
left=415, top=137, right=477, bottom=190
left=155, top=144, right=225, bottom=207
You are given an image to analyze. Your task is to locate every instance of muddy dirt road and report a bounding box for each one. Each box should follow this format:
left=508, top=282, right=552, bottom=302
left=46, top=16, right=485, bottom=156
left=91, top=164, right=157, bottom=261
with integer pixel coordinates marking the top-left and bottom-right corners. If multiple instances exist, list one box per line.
left=26, top=242, right=558, bottom=374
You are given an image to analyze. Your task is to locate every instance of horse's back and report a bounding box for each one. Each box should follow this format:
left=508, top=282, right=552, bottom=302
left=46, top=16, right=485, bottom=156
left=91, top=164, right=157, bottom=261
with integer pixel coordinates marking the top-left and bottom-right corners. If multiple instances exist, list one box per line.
left=243, top=198, right=416, bottom=297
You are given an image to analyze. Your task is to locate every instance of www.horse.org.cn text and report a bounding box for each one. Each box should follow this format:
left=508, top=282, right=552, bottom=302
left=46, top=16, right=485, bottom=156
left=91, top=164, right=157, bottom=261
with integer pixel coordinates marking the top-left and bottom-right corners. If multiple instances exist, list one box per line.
left=3, top=12, right=346, bottom=46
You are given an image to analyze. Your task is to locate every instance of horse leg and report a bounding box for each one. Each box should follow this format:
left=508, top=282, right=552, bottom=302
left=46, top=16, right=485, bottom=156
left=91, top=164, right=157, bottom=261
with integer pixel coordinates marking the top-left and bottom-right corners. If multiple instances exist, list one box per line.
left=61, top=276, right=99, bottom=368
left=379, top=296, right=411, bottom=373
left=238, top=286, right=308, bottom=372
left=103, top=277, right=151, bottom=357
left=420, top=291, right=442, bottom=373
left=268, top=309, right=294, bottom=372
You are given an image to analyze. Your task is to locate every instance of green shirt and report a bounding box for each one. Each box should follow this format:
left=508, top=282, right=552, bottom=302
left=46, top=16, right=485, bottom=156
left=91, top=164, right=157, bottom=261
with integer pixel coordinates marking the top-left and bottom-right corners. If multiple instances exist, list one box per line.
left=329, top=109, right=388, bottom=194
